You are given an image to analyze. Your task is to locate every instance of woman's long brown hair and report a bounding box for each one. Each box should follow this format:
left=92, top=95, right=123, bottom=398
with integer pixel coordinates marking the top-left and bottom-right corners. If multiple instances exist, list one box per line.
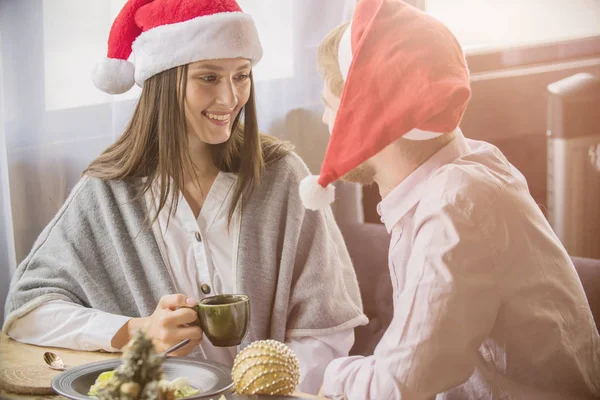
left=84, top=65, right=290, bottom=224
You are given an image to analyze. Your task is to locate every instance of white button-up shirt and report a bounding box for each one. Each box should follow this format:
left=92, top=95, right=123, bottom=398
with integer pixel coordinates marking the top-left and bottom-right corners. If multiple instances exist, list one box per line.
left=322, top=130, right=600, bottom=399
left=9, top=173, right=354, bottom=394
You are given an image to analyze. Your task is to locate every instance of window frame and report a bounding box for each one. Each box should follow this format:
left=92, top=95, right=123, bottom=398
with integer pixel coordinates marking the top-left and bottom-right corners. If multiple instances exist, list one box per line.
left=466, top=35, right=600, bottom=74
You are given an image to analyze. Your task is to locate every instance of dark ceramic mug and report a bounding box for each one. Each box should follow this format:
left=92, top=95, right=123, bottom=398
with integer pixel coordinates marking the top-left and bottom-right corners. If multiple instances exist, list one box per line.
left=188, top=294, right=250, bottom=347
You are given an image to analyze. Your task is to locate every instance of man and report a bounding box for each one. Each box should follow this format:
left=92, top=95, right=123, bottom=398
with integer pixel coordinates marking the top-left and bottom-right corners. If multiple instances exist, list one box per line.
left=299, top=0, right=600, bottom=398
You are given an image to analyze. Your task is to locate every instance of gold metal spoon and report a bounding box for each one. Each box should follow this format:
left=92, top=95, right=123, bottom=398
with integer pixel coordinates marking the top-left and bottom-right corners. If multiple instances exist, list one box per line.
left=43, top=351, right=66, bottom=371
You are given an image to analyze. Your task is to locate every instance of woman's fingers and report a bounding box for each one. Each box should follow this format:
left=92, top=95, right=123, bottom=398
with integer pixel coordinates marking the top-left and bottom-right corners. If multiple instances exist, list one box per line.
left=159, top=307, right=199, bottom=328
left=158, top=294, right=197, bottom=310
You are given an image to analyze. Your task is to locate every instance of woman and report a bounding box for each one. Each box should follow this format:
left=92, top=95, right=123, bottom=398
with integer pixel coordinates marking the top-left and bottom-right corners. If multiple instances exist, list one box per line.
left=3, top=0, right=367, bottom=393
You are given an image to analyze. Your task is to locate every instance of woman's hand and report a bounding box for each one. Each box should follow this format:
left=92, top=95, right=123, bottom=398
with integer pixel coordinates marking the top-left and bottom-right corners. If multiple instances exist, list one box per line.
left=112, top=294, right=203, bottom=356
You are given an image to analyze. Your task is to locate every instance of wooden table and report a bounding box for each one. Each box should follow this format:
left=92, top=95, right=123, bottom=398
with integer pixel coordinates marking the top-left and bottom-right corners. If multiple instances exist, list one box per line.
left=0, top=333, right=322, bottom=400
left=1, top=333, right=118, bottom=399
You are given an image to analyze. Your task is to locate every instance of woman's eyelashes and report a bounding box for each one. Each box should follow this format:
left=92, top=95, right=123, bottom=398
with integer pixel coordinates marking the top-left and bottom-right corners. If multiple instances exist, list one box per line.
left=199, top=74, right=217, bottom=82
left=196, top=73, right=250, bottom=84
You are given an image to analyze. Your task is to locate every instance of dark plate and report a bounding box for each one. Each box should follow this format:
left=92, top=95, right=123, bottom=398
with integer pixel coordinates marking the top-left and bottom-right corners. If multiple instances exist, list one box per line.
left=51, top=357, right=233, bottom=399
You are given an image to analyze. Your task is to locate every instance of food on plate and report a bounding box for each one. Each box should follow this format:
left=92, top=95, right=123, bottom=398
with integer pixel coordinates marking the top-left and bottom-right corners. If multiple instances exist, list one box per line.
left=89, top=371, right=200, bottom=399
left=88, top=330, right=200, bottom=400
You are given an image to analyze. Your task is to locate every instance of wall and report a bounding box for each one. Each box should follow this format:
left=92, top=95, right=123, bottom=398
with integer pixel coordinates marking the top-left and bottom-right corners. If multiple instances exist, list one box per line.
left=362, top=56, right=600, bottom=223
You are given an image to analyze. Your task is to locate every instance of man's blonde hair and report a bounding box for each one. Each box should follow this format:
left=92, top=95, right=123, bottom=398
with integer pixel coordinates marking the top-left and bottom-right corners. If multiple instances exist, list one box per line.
left=317, top=22, right=349, bottom=98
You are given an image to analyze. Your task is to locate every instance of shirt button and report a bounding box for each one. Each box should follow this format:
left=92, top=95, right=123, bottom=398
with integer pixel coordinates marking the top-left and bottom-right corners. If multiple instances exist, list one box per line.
left=200, top=284, right=211, bottom=294
left=195, top=231, right=202, bottom=242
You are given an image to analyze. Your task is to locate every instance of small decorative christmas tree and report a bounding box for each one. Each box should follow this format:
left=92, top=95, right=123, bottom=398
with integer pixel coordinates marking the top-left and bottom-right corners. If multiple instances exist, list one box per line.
left=96, top=330, right=175, bottom=400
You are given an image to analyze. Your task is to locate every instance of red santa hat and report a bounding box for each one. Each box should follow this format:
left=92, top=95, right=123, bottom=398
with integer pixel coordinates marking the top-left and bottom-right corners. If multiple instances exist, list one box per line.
left=299, top=0, right=471, bottom=210
left=92, top=0, right=263, bottom=94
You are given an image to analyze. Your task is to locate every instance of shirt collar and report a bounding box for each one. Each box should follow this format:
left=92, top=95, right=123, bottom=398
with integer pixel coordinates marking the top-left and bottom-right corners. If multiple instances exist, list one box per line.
left=377, top=129, right=471, bottom=233
left=199, top=172, right=236, bottom=229
left=149, top=172, right=237, bottom=228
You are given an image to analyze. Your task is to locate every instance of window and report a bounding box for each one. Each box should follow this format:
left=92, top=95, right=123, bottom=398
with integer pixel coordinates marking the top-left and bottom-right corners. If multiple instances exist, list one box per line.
left=425, top=0, right=600, bottom=53
left=238, top=0, right=295, bottom=82
left=43, top=0, right=137, bottom=111
left=42, top=0, right=295, bottom=111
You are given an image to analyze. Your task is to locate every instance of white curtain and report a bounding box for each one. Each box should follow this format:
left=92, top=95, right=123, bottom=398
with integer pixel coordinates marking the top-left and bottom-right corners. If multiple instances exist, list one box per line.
left=0, top=24, right=15, bottom=324
left=0, top=0, right=362, bottom=319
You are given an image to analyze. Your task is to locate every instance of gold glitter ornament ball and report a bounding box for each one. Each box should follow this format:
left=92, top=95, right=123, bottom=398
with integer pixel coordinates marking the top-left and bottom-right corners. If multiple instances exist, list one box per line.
left=232, top=340, right=300, bottom=395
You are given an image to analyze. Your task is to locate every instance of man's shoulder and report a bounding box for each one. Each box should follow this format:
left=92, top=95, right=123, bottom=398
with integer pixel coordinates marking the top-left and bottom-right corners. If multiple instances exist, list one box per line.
left=422, top=149, right=527, bottom=218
